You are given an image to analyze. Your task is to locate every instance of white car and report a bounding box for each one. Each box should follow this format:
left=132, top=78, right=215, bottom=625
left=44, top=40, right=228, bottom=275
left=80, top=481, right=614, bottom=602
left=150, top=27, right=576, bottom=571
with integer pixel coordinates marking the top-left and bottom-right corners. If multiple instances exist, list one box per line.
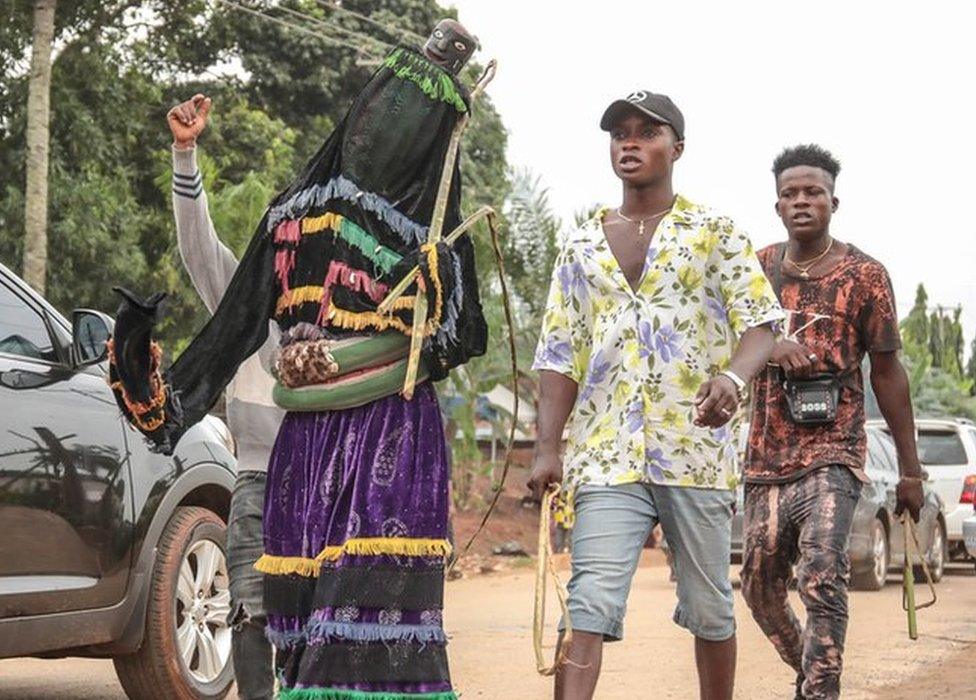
left=870, top=418, right=976, bottom=560
left=964, top=509, right=976, bottom=569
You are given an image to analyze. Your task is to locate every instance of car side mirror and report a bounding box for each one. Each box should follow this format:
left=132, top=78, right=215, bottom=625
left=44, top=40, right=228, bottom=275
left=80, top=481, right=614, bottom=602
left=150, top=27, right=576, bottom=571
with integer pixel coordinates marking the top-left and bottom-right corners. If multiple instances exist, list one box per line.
left=72, top=309, right=114, bottom=368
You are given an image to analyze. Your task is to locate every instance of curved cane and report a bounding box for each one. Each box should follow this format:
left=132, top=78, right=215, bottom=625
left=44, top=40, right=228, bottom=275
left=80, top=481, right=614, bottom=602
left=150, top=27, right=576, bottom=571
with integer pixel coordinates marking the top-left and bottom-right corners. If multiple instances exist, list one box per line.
left=399, top=61, right=497, bottom=400
left=533, top=486, right=574, bottom=676
left=901, top=512, right=937, bottom=640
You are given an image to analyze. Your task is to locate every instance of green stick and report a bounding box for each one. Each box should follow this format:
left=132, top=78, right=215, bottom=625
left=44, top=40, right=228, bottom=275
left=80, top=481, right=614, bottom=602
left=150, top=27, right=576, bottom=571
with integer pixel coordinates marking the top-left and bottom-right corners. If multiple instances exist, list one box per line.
left=903, top=518, right=918, bottom=640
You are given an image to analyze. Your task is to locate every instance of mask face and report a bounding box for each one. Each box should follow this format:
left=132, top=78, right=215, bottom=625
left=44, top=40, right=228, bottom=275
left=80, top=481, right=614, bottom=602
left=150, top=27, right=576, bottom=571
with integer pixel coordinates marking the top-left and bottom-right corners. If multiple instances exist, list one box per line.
left=423, top=19, right=476, bottom=74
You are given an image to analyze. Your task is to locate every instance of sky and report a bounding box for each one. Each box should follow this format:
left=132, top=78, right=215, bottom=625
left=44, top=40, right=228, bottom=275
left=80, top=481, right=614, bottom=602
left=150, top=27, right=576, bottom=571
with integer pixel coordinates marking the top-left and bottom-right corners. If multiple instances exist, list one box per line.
left=449, top=0, right=976, bottom=347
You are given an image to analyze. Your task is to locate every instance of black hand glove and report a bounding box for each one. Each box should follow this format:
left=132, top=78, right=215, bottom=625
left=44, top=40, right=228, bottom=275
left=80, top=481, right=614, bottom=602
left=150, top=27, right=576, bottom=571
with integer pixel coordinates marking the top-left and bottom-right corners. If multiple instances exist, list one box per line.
left=111, top=287, right=166, bottom=403
left=108, top=287, right=173, bottom=450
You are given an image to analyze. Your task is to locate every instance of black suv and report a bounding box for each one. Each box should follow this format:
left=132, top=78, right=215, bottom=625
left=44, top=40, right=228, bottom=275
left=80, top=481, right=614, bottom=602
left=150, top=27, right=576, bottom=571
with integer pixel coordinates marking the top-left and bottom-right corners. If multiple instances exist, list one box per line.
left=0, top=263, right=238, bottom=700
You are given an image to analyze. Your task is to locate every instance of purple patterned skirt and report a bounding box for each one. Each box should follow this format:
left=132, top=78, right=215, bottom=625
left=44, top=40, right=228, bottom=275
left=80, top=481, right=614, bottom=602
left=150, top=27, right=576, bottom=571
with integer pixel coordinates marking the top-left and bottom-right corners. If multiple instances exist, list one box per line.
left=257, top=382, right=455, bottom=699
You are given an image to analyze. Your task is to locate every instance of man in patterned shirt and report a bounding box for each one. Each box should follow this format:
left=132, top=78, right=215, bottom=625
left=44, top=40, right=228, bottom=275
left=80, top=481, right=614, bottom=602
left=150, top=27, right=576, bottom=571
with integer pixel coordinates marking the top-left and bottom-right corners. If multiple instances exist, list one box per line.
left=741, top=144, right=925, bottom=700
left=528, top=91, right=784, bottom=700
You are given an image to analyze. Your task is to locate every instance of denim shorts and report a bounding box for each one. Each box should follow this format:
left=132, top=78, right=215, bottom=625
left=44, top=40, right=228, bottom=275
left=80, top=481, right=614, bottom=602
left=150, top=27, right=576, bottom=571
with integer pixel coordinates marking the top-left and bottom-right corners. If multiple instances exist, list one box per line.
left=563, top=482, right=736, bottom=642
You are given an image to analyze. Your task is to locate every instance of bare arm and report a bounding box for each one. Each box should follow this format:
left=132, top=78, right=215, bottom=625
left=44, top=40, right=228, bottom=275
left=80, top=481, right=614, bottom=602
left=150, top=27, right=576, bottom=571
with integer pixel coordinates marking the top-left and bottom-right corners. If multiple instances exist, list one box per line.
left=870, top=351, right=922, bottom=477
left=527, top=370, right=578, bottom=501
left=870, top=350, right=925, bottom=521
left=695, top=324, right=775, bottom=427
left=728, top=324, right=776, bottom=383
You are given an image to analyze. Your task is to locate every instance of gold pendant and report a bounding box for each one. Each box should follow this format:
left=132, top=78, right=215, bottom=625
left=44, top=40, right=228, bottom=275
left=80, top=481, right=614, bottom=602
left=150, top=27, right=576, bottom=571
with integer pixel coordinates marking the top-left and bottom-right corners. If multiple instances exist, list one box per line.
left=638, top=221, right=645, bottom=236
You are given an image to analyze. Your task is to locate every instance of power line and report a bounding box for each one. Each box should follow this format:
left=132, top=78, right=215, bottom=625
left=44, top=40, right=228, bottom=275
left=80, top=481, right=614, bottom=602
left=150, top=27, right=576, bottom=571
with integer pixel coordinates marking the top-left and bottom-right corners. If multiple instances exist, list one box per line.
left=312, top=0, right=427, bottom=45
left=269, top=2, right=393, bottom=55
left=215, top=0, right=383, bottom=57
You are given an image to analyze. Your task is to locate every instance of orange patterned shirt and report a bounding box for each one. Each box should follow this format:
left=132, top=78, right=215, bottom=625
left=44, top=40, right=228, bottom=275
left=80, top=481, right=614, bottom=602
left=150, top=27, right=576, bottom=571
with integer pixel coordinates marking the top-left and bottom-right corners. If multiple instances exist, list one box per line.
left=745, top=243, right=901, bottom=484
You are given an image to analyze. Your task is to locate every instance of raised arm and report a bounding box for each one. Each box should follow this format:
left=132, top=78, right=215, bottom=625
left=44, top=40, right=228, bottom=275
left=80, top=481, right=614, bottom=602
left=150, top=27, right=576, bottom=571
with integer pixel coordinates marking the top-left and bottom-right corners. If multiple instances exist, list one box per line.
left=168, top=94, right=239, bottom=310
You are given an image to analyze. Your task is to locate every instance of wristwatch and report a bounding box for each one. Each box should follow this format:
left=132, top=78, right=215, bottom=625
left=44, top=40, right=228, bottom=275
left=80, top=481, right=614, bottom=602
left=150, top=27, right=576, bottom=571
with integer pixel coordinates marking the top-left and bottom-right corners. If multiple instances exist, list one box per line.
left=719, top=369, right=747, bottom=401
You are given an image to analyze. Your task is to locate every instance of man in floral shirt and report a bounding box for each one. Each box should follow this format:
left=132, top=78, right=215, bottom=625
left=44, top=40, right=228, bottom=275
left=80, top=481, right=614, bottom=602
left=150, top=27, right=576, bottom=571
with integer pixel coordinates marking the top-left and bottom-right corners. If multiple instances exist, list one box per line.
left=528, top=91, right=783, bottom=700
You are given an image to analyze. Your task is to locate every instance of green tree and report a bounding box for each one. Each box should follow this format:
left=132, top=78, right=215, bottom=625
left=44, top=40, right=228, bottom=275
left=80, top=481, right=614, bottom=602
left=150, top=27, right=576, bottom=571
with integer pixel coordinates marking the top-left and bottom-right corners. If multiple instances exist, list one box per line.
left=1, top=1, right=518, bottom=513
left=503, top=167, right=560, bottom=325
left=894, top=282, right=974, bottom=417
left=21, top=0, right=57, bottom=294
left=967, top=337, right=976, bottom=397
left=901, top=285, right=930, bottom=359
left=2, top=0, right=510, bottom=355
left=899, top=284, right=932, bottom=395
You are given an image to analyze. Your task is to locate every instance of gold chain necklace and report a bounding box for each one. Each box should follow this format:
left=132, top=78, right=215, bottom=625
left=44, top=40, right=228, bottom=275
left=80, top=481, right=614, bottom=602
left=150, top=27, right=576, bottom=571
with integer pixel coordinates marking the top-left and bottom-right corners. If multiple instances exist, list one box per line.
left=785, top=238, right=834, bottom=278
left=617, top=201, right=674, bottom=236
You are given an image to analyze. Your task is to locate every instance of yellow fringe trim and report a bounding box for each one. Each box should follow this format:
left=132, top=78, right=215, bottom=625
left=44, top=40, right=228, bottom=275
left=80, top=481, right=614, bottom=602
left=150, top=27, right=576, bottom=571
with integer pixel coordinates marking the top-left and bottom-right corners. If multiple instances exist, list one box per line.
left=302, top=212, right=344, bottom=235
left=254, top=538, right=452, bottom=577
left=254, top=554, right=322, bottom=577
left=276, top=284, right=420, bottom=331
left=328, top=302, right=414, bottom=334
left=389, top=296, right=417, bottom=311
left=421, top=243, right=443, bottom=330
left=319, top=537, right=453, bottom=562
left=275, top=285, right=324, bottom=315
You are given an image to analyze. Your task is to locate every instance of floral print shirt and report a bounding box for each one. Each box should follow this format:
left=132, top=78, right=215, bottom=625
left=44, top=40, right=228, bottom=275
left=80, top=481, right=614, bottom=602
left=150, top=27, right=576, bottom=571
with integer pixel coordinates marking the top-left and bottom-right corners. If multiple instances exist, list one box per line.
left=532, top=195, right=784, bottom=491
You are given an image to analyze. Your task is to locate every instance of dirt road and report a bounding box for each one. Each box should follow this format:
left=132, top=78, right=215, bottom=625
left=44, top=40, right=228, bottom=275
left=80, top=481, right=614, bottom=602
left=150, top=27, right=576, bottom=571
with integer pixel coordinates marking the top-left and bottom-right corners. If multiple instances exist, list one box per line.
left=2, top=557, right=974, bottom=699
left=447, top=555, right=976, bottom=699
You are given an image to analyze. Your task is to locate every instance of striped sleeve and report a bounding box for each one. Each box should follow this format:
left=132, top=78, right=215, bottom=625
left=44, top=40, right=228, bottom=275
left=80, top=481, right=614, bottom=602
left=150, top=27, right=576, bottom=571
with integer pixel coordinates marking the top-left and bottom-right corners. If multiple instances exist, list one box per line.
left=172, top=168, right=203, bottom=199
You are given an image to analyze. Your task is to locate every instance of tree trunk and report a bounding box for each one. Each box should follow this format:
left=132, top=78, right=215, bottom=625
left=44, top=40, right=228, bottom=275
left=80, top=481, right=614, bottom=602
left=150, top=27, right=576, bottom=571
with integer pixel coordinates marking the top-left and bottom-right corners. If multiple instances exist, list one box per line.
left=22, top=0, right=57, bottom=295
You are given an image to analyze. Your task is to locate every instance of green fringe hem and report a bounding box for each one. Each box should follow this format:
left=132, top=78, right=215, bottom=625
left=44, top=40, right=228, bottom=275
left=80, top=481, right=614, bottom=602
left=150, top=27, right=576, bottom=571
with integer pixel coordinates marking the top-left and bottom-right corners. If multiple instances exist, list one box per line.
left=339, top=217, right=402, bottom=275
left=278, top=689, right=458, bottom=700
left=383, top=48, right=468, bottom=113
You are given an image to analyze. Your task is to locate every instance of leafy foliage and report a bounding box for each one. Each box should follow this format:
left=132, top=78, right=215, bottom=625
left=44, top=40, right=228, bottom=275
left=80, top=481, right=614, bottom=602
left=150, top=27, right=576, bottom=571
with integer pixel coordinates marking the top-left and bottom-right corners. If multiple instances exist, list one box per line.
left=896, top=283, right=975, bottom=419
left=1, top=0, right=561, bottom=511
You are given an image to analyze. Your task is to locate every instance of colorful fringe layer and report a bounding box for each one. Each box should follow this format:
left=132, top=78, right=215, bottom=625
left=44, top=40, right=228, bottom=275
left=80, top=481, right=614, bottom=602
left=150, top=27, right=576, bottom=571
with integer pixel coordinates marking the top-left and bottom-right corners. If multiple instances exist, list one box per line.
left=275, top=294, right=443, bottom=340
left=276, top=288, right=418, bottom=335
left=278, top=689, right=457, bottom=700
left=319, top=261, right=391, bottom=324
left=267, top=620, right=447, bottom=649
left=273, top=211, right=404, bottom=288
left=275, top=283, right=411, bottom=318
left=328, top=305, right=415, bottom=336
left=255, top=538, right=453, bottom=578
left=267, top=175, right=428, bottom=246
left=383, top=47, right=468, bottom=114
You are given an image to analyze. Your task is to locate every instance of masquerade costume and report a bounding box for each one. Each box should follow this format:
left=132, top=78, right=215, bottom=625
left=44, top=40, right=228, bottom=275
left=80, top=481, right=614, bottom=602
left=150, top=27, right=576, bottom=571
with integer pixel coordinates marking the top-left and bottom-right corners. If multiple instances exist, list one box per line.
left=110, top=46, right=487, bottom=699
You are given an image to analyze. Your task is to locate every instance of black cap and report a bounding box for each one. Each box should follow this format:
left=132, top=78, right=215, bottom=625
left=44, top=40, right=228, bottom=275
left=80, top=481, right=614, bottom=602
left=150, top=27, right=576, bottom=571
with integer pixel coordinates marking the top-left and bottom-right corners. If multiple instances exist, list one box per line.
left=600, top=90, right=685, bottom=141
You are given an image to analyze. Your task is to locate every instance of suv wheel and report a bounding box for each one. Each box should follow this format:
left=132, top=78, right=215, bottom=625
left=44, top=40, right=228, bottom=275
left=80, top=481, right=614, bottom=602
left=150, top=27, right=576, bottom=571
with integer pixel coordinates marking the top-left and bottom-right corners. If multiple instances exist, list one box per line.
left=918, top=520, right=946, bottom=584
left=114, top=506, right=233, bottom=700
left=853, top=518, right=888, bottom=591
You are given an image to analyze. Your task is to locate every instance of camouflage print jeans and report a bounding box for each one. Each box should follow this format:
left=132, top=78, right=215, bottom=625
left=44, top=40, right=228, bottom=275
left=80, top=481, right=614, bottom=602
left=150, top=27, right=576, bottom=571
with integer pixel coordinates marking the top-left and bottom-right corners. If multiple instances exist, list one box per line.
left=227, top=471, right=273, bottom=700
left=740, top=466, right=862, bottom=700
